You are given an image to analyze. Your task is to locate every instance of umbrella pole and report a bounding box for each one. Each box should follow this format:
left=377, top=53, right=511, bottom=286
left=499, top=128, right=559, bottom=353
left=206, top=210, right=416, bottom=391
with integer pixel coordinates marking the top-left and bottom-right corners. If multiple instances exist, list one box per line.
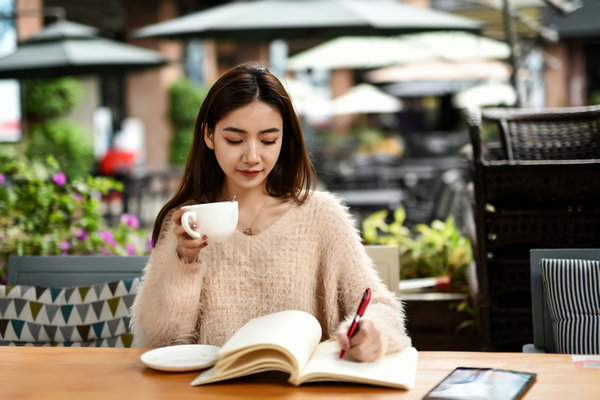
left=18, top=82, right=28, bottom=142
left=502, top=0, right=522, bottom=107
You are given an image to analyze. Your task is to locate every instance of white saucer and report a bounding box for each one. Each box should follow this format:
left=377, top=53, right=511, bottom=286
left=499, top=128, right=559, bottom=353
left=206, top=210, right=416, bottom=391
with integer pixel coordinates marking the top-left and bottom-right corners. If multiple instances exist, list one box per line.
left=141, top=344, right=220, bottom=372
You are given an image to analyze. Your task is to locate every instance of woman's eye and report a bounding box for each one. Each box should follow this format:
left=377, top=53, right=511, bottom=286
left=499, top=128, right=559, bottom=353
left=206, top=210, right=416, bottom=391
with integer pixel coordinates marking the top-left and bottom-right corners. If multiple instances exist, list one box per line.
left=226, top=139, right=242, bottom=144
left=262, top=140, right=277, bottom=145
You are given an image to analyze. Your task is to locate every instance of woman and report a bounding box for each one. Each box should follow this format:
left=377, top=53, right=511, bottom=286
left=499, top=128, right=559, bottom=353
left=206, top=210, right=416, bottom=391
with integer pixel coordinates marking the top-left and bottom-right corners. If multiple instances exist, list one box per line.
left=130, top=65, right=410, bottom=362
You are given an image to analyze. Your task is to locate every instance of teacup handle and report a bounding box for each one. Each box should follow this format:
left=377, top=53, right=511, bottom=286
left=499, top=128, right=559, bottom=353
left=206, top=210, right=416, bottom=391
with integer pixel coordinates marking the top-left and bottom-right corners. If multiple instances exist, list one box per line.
left=181, top=211, right=202, bottom=239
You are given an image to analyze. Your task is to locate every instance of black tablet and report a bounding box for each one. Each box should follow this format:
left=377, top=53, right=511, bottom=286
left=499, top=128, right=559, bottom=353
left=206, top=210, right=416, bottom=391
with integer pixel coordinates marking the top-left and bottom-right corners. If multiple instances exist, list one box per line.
left=423, top=367, right=537, bottom=400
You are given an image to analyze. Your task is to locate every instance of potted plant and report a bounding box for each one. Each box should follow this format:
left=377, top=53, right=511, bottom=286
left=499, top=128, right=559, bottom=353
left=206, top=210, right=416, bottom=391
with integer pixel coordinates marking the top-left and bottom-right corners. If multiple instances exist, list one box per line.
left=362, top=207, right=479, bottom=350
left=0, top=155, right=152, bottom=282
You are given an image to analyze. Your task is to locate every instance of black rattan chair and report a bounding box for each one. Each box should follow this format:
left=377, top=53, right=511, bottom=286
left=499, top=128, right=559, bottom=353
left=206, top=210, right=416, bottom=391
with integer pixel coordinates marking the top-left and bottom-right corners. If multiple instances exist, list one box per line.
left=478, top=105, right=600, bottom=160
left=464, top=105, right=600, bottom=351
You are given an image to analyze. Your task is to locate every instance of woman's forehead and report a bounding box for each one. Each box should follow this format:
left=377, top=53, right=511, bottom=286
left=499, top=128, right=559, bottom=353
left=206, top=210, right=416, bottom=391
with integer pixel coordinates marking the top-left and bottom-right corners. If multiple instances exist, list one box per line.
left=216, top=101, right=283, bottom=127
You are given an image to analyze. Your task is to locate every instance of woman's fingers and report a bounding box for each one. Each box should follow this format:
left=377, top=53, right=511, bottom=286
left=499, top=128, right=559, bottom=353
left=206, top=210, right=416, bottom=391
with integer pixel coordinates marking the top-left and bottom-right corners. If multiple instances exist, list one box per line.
left=344, top=319, right=384, bottom=362
left=176, top=235, right=208, bottom=263
left=173, top=208, right=209, bottom=263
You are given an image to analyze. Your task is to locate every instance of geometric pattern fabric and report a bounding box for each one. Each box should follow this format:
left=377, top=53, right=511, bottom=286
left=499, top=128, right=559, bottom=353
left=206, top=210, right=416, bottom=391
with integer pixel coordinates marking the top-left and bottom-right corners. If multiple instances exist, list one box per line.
left=0, top=277, right=139, bottom=347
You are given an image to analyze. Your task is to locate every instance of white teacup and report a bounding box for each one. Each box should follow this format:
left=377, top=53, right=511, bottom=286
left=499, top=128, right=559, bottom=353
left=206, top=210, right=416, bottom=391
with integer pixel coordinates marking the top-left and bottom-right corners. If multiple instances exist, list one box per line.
left=181, top=201, right=239, bottom=242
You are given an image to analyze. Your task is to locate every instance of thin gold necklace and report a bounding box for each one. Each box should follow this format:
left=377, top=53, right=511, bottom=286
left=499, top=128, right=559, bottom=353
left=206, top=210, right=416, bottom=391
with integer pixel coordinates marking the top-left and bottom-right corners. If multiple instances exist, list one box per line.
left=243, top=197, right=270, bottom=236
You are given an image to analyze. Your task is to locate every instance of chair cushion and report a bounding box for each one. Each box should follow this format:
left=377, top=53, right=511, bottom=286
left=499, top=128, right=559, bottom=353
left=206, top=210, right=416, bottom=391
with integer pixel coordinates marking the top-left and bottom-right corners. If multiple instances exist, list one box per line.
left=0, top=277, right=139, bottom=347
left=540, top=258, right=600, bottom=354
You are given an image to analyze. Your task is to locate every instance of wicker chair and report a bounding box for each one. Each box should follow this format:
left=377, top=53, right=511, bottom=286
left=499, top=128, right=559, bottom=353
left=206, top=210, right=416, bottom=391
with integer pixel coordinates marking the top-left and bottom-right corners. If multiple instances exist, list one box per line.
left=464, top=105, right=600, bottom=351
left=479, top=105, right=600, bottom=161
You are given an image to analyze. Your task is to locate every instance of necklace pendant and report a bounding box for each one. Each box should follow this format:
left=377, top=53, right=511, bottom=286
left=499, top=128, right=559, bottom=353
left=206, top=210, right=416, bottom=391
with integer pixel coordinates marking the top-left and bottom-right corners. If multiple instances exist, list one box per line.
left=244, top=228, right=253, bottom=236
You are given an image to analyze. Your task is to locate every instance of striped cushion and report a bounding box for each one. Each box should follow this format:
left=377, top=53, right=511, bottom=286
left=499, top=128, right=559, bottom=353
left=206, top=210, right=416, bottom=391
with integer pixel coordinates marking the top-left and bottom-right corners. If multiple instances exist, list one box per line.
left=540, top=258, right=600, bottom=354
left=0, top=278, right=139, bottom=347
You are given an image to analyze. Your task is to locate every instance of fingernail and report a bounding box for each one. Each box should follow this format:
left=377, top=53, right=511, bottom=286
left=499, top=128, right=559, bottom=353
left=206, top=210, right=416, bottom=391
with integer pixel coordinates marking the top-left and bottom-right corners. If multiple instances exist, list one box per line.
left=202, top=235, right=208, bottom=240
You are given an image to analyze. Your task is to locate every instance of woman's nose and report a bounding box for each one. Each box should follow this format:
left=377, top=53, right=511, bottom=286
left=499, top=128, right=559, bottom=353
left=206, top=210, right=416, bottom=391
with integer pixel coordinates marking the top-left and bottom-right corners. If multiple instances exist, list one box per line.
left=243, top=141, right=260, bottom=163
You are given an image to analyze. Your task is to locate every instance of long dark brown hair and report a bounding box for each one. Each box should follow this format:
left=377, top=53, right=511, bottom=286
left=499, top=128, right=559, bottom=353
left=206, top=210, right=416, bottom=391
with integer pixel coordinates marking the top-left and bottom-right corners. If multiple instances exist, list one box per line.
left=152, top=65, right=316, bottom=245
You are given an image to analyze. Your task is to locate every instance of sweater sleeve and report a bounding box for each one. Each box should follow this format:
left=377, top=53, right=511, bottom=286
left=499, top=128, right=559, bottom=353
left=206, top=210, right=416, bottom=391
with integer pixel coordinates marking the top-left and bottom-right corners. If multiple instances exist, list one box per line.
left=319, top=192, right=412, bottom=354
left=129, top=210, right=206, bottom=347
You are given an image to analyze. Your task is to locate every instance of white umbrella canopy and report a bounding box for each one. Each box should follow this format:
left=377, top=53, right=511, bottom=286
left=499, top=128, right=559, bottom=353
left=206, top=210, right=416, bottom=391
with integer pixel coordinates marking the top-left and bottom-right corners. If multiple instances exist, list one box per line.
left=133, top=0, right=482, bottom=41
left=332, top=83, right=402, bottom=115
left=452, top=82, right=517, bottom=109
left=287, top=31, right=509, bottom=71
left=0, top=20, right=167, bottom=79
left=287, top=36, right=433, bottom=70
left=281, top=77, right=332, bottom=122
left=366, top=60, right=511, bottom=83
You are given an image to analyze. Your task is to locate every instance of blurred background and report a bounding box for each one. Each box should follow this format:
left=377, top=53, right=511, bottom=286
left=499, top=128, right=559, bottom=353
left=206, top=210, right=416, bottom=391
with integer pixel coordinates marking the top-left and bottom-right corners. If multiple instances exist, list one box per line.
left=2, top=0, right=597, bottom=229
left=1, top=0, right=598, bottom=351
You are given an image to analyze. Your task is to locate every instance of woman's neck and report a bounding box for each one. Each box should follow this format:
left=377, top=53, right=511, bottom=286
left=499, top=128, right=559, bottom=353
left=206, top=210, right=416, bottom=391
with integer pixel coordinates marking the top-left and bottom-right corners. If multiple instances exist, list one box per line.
left=221, top=183, right=270, bottom=206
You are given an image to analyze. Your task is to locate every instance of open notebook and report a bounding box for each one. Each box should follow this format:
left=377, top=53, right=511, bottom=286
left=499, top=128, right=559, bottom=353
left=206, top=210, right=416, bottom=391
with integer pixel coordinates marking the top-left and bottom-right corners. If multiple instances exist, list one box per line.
left=191, top=310, right=418, bottom=389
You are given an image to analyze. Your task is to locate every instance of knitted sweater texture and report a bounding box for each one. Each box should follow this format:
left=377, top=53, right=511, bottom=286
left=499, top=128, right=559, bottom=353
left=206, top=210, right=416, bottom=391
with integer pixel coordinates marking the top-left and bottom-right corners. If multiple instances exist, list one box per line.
left=130, top=191, right=410, bottom=353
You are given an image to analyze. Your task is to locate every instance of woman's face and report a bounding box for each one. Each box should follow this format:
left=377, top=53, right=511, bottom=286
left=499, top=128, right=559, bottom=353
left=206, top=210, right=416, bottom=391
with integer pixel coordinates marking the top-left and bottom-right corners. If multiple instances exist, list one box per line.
left=205, top=100, right=283, bottom=194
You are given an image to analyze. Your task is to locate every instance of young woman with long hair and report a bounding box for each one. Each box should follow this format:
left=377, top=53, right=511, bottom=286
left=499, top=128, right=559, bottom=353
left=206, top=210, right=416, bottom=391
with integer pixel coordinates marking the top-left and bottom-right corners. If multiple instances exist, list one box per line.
left=131, top=65, right=410, bottom=362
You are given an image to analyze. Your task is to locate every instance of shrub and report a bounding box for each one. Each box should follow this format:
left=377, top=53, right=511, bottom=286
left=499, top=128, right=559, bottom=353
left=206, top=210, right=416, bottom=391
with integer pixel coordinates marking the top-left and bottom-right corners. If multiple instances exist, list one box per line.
left=21, top=77, right=94, bottom=178
left=0, top=157, right=152, bottom=281
left=167, top=79, right=208, bottom=165
left=26, top=119, right=94, bottom=179
left=169, top=127, right=194, bottom=165
left=22, top=77, right=84, bottom=120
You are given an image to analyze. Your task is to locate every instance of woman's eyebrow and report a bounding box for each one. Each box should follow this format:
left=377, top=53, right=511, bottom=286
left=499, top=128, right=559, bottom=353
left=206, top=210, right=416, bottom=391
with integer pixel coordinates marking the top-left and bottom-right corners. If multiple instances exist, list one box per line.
left=222, top=127, right=280, bottom=134
left=259, top=127, right=280, bottom=134
left=223, top=127, right=245, bottom=133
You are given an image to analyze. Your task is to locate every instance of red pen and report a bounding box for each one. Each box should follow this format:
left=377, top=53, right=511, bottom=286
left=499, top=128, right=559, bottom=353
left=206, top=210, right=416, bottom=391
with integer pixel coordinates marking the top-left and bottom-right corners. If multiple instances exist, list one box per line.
left=339, top=288, right=371, bottom=359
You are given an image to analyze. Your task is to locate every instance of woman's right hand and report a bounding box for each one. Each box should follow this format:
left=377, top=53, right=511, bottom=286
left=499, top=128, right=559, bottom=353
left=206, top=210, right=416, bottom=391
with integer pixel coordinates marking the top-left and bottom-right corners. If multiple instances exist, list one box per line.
left=171, top=208, right=208, bottom=263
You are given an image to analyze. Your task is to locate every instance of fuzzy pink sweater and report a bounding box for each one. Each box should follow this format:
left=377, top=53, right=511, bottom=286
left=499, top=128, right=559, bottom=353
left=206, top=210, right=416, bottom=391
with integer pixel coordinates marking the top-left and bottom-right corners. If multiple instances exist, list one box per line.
left=130, top=191, right=411, bottom=353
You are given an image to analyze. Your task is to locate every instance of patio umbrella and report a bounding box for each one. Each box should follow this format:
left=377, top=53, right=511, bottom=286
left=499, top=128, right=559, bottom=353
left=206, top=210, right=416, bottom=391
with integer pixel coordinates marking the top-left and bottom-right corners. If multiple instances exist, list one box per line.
left=281, top=77, right=331, bottom=120
left=452, top=82, right=517, bottom=109
left=287, top=31, right=509, bottom=71
left=331, top=83, right=402, bottom=115
left=133, top=0, right=482, bottom=41
left=0, top=20, right=167, bottom=79
left=366, top=60, right=511, bottom=83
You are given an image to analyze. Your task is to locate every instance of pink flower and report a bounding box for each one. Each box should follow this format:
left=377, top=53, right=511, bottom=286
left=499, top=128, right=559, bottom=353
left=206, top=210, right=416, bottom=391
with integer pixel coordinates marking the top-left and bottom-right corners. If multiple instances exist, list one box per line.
left=146, top=236, right=154, bottom=250
left=125, top=244, right=136, bottom=256
left=52, top=172, right=67, bottom=186
left=59, top=241, right=70, bottom=251
left=120, top=214, right=139, bottom=229
left=99, top=230, right=117, bottom=246
left=0, top=174, right=5, bottom=184
left=73, top=193, right=83, bottom=202
left=101, top=247, right=112, bottom=255
left=76, top=229, right=89, bottom=241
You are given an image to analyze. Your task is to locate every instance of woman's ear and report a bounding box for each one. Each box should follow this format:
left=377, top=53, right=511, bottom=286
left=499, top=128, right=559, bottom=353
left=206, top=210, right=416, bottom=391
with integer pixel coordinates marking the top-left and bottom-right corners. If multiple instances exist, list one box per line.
left=204, top=126, right=215, bottom=150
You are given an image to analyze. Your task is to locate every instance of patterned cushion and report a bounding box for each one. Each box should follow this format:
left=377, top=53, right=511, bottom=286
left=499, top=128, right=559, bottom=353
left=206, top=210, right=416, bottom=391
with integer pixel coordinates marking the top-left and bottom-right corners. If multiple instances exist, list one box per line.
left=540, top=258, right=600, bottom=354
left=0, top=277, right=139, bottom=347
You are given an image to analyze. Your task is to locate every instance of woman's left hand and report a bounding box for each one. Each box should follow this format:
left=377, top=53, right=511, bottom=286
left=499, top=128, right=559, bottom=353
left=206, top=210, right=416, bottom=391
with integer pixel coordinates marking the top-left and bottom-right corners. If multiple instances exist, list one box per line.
left=335, top=318, right=384, bottom=362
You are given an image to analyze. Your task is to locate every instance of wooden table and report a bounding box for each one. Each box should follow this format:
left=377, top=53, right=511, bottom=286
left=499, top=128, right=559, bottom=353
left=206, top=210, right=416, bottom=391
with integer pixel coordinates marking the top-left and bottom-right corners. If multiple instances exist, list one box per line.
left=1, top=347, right=598, bottom=400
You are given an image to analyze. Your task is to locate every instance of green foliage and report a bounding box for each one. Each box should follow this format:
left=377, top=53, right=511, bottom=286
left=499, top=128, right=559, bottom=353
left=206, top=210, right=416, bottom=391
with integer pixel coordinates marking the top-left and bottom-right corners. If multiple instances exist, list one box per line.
left=589, top=90, right=600, bottom=106
left=167, top=79, right=208, bottom=165
left=0, top=158, right=151, bottom=280
left=169, top=127, right=194, bottom=165
left=352, top=126, right=385, bottom=148
left=26, top=119, right=94, bottom=179
left=20, top=77, right=94, bottom=178
left=362, top=207, right=473, bottom=292
left=22, top=77, right=84, bottom=119
left=168, top=79, right=208, bottom=129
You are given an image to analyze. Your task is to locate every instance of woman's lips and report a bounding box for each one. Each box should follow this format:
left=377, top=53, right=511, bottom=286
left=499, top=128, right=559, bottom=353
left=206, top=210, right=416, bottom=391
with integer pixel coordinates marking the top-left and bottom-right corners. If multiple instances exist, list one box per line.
left=239, top=170, right=260, bottom=177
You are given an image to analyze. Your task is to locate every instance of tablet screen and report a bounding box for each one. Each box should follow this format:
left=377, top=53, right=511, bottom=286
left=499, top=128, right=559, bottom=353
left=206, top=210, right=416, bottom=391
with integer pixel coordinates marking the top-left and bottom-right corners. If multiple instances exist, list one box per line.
left=423, top=367, right=536, bottom=400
